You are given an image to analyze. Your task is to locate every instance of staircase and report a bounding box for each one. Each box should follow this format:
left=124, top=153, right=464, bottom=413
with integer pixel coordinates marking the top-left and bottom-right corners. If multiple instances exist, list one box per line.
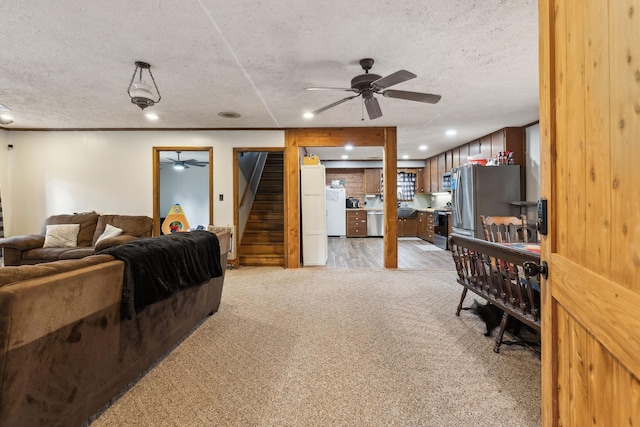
left=239, top=152, right=285, bottom=266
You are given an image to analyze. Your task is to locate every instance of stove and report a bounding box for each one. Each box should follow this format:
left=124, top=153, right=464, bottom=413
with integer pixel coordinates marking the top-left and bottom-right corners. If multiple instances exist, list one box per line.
left=433, top=210, right=449, bottom=250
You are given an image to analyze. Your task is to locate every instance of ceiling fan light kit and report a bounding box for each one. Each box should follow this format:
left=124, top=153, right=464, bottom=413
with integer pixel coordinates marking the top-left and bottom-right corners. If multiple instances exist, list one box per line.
left=306, top=58, right=441, bottom=120
left=162, top=151, right=208, bottom=171
left=127, top=61, right=161, bottom=110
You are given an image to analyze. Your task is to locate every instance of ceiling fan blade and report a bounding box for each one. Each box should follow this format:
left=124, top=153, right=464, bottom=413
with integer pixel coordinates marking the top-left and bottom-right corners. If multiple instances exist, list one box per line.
left=371, top=70, right=416, bottom=90
left=311, top=95, right=359, bottom=115
left=166, top=157, right=178, bottom=162
left=306, top=87, right=359, bottom=93
left=185, top=161, right=208, bottom=167
left=382, top=90, right=442, bottom=104
left=365, top=97, right=383, bottom=120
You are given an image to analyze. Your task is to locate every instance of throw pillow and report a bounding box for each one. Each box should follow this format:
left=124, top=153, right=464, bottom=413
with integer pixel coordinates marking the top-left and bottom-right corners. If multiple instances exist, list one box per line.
left=95, top=224, right=124, bottom=247
left=43, top=224, right=81, bottom=248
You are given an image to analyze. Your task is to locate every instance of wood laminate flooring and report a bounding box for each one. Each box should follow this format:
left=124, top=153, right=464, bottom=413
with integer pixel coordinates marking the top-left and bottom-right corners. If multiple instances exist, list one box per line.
left=321, top=237, right=456, bottom=269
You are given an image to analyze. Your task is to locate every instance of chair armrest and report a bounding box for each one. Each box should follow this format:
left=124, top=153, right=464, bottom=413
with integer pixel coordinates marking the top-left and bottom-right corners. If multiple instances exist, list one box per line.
left=0, top=234, right=46, bottom=251
left=94, top=234, right=138, bottom=252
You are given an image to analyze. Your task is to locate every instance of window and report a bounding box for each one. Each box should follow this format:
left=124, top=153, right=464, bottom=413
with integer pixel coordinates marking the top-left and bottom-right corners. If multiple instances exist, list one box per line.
left=397, top=171, right=416, bottom=201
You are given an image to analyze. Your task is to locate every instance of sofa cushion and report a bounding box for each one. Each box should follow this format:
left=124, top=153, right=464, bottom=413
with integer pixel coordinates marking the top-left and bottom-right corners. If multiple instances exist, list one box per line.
left=92, top=215, right=153, bottom=246
left=0, top=255, right=115, bottom=288
left=95, top=224, right=123, bottom=247
left=58, top=247, right=97, bottom=260
left=42, top=212, right=100, bottom=247
left=43, top=224, right=80, bottom=248
left=21, top=247, right=76, bottom=261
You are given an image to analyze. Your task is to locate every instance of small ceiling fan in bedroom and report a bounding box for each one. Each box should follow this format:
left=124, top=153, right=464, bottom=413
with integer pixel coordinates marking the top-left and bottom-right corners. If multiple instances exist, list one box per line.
left=305, top=58, right=441, bottom=120
left=161, top=151, right=208, bottom=170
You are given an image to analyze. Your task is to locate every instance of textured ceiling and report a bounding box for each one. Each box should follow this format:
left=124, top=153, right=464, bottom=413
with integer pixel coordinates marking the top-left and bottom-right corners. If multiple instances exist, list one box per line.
left=0, top=0, right=539, bottom=160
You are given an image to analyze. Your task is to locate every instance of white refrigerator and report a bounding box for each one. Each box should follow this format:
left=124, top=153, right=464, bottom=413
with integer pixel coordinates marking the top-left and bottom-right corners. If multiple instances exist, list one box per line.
left=325, top=186, right=346, bottom=237
left=300, top=165, right=328, bottom=266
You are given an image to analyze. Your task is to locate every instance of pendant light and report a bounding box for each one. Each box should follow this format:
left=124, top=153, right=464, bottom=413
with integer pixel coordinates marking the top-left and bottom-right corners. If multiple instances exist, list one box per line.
left=127, top=61, right=161, bottom=110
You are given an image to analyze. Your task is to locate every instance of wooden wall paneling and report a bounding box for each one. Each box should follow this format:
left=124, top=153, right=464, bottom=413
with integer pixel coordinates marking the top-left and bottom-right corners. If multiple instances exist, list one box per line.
left=295, top=127, right=386, bottom=146
left=611, top=0, right=640, bottom=288
left=383, top=127, right=398, bottom=268
left=284, top=130, right=301, bottom=268
left=565, top=0, right=587, bottom=265
left=584, top=0, right=611, bottom=277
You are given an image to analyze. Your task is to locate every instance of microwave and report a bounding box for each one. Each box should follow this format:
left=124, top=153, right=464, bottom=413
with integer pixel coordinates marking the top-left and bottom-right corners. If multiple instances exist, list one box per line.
left=442, top=172, right=452, bottom=191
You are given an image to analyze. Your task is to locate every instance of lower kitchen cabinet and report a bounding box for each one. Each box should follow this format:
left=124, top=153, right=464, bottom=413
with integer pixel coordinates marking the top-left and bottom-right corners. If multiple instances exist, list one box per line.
left=417, top=211, right=435, bottom=243
left=397, top=217, right=417, bottom=237
left=346, top=210, right=367, bottom=237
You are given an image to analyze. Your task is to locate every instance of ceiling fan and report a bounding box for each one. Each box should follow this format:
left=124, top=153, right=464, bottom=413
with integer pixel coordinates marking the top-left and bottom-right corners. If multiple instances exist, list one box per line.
left=305, top=58, right=441, bottom=120
left=161, top=151, right=208, bottom=170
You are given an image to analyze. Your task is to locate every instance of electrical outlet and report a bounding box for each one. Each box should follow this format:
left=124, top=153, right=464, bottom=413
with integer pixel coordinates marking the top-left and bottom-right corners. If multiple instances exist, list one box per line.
left=219, top=194, right=223, bottom=201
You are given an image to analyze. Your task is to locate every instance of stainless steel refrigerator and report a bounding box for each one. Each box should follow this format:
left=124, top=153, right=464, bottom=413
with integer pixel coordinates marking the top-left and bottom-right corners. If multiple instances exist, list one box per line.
left=451, top=164, right=522, bottom=238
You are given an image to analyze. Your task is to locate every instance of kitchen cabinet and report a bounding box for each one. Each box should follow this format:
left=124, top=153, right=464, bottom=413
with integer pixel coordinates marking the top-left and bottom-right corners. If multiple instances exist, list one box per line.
left=416, top=165, right=429, bottom=194
left=468, top=139, right=481, bottom=156
left=490, top=127, right=524, bottom=165
left=417, top=211, right=429, bottom=240
left=346, top=210, right=367, bottom=237
left=425, top=211, right=435, bottom=243
left=422, top=161, right=430, bottom=193
left=451, top=147, right=461, bottom=169
left=480, top=135, right=492, bottom=162
left=364, top=169, right=382, bottom=194
left=397, top=217, right=417, bottom=237
left=429, top=157, right=439, bottom=192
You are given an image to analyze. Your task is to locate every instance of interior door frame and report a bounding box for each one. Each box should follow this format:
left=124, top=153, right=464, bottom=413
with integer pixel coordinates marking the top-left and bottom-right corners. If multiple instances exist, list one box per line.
left=152, top=146, right=214, bottom=236
left=233, top=147, right=285, bottom=269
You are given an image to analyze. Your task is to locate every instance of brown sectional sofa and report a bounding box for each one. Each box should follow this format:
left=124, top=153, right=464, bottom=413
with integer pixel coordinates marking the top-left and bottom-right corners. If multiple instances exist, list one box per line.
left=0, top=230, right=230, bottom=427
left=0, top=212, right=153, bottom=266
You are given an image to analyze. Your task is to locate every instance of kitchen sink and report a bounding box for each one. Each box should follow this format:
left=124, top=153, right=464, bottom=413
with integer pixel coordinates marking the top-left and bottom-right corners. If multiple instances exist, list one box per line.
left=397, top=207, right=417, bottom=218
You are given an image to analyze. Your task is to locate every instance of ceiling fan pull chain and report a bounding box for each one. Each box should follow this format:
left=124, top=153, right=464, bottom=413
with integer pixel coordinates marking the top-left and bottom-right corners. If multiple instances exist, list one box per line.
left=361, top=98, right=365, bottom=121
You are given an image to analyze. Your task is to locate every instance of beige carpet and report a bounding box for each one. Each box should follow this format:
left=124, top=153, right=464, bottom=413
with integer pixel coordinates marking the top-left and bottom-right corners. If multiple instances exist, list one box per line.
left=89, top=267, right=541, bottom=427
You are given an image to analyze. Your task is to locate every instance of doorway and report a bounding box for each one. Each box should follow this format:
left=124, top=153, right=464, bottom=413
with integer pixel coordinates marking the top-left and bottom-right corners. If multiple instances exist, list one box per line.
left=152, top=146, right=213, bottom=236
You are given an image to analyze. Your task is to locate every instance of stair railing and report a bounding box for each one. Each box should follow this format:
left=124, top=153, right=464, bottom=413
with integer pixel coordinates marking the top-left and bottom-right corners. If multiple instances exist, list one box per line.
left=240, top=152, right=267, bottom=208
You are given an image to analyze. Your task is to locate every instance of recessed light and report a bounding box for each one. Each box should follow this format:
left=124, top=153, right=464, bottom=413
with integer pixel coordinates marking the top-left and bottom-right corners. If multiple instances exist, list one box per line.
left=342, top=154, right=349, bottom=159
left=402, top=154, right=409, bottom=159
left=145, top=112, right=159, bottom=121
left=419, top=145, right=427, bottom=151
left=445, top=129, right=457, bottom=137
left=345, top=144, right=353, bottom=150
left=218, top=112, right=241, bottom=119
left=303, top=112, right=314, bottom=119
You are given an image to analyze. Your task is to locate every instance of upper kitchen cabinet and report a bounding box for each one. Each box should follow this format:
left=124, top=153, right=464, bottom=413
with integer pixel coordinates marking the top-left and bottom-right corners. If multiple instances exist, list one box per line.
left=429, top=157, right=439, bottom=192
left=480, top=135, right=492, bottom=162
left=416, top=163, right=429, bottom=194
left=364, top=168, right=382, bottom=194
left=468, top=139, right=481, bottom=156
left=490, top=127, right=524, bottom=165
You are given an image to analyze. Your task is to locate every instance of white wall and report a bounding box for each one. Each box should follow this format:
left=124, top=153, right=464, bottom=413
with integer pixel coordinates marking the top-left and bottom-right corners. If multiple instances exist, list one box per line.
left=3, top=130, right=284, bottom=235
left=525, top=123, right=541, bottom=201
left=160, top=163, right=210, bottom=228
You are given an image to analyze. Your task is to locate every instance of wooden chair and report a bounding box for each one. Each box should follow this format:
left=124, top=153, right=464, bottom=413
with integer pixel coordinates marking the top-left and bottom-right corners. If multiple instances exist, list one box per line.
left=480, top=215, right=532, bottom=243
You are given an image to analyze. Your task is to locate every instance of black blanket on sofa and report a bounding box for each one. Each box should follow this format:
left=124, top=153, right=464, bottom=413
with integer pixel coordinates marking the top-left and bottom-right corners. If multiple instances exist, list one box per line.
left=99, top=230, right=223, bottom=319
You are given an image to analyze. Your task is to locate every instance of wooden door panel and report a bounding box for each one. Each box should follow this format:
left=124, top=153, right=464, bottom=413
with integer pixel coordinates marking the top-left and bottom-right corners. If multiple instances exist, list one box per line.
left=541, top=0, right=640, bottom=424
